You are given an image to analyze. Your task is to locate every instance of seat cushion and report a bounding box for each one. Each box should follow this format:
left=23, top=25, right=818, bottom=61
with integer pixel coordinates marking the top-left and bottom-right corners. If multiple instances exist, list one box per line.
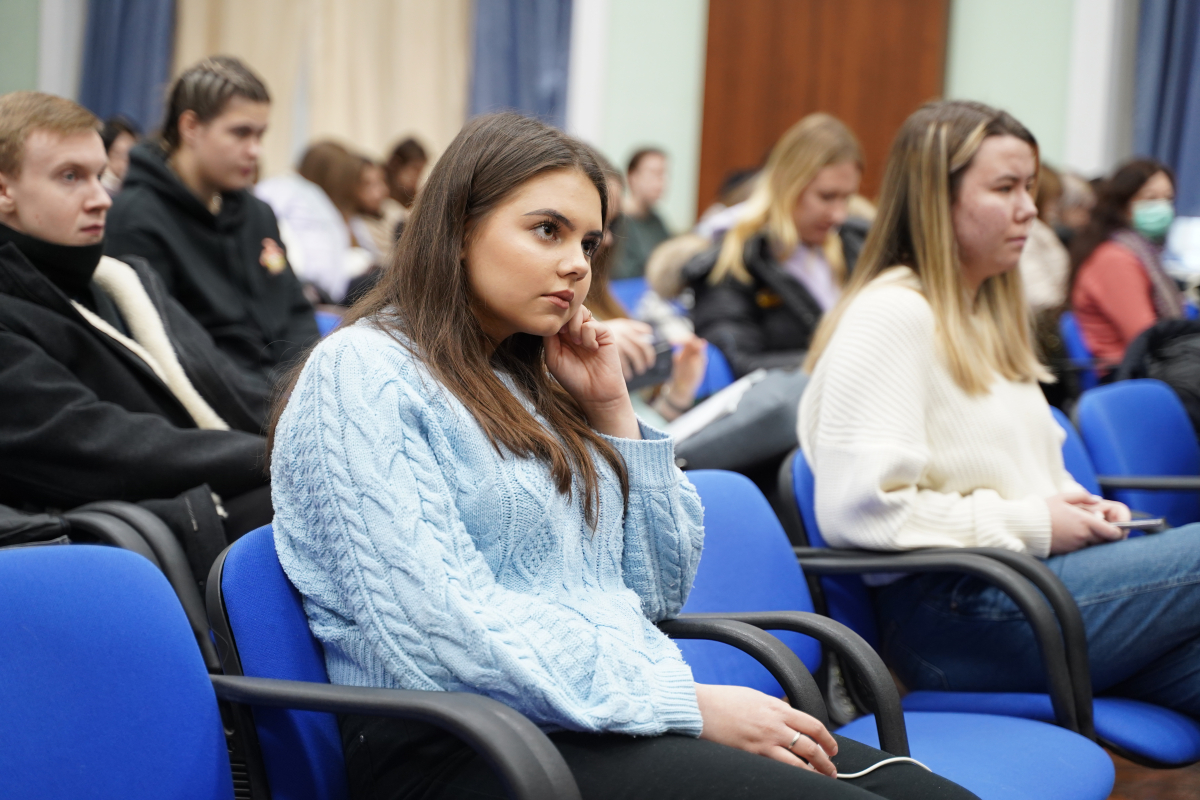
left=838, top=711, right=1114, bottom=800
left=902, top=691, right=1200, bottom=766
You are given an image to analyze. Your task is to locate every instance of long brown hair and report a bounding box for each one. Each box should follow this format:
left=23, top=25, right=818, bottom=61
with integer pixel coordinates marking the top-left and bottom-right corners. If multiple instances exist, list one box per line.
left=806, top=100, right=1050, bottom=394
left=1067, top=158, right=1175, bottom=297
left=270, top=112, right=626, bottom=525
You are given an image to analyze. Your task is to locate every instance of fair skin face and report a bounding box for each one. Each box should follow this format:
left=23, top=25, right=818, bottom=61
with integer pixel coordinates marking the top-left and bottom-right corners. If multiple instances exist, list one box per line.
left=625, top=152, right=667, bottom=218
left=170, top=97, right=269, bottom=209
left=107, top=131, right=137, bottom=183
left=463, top=168, right=640, bottom=440
left=354, top=163, right=389, bottom=218
left=466, top=169, right=832, bottom=770
left=1126, top=171, right=1174, bottom=221
left=0, top=129, right=112, bottom=245
left=793, top=161, right=861, bottom=247
left=951, top=135, right=1130, bottom=550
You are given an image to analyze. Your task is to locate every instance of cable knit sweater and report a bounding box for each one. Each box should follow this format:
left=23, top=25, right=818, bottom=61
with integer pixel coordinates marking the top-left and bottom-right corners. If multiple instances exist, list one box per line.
left=272, top=321, right=706, bottom=736
left=799, top=267, right=1085, bottom=560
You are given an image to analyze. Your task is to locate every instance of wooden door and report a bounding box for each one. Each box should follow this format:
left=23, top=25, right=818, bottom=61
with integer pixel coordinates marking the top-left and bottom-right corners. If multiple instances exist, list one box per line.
left=698, top=0, right=950, bottom=213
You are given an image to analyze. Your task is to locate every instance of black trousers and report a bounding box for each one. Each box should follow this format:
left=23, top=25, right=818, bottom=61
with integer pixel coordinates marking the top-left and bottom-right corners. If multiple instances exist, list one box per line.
left=340, top=715, right=979, bottom=800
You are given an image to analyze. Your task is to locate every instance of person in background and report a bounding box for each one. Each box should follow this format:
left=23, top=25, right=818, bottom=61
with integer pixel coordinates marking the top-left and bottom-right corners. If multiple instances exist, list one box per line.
left=99, top=115, right=140, bottom=196
left=586, top=151, right=707, bottom=425
left=612, top=147, right=671, bottom=279
left=801, top=100, right=1200, bottom=724
left=270, top=111, right=974, bottom=800
left=695, top=168, right=760, bottom=238
left=1018, top=162, right=1070, bottom=314
left=685, top=114, right=864, bottom=378
left=1069, top=159, right=1183, bottom=370
left=377, top=135, right=428, bottom=244
left=105, top=56, right=318, bottom=385
left=1057, top=171, right=1094, bottom=246
left=256, top=141, right=382, bottom=305
left=0, top=92, right=272, bottom=578
left=643, top=233, right=710, bottom=343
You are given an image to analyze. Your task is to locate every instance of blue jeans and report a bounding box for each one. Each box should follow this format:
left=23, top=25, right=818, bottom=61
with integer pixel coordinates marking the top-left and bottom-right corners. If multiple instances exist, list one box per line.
left=876, top=524, right=1200, bottom=717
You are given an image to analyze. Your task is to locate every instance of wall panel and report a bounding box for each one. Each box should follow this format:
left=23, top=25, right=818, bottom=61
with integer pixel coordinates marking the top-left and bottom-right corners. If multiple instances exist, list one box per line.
left=698, top=0, right=949, bottom=210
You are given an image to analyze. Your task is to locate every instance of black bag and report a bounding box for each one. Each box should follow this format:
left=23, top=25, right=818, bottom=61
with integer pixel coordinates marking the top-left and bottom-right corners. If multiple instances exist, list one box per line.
left=1116, top=320, right=1200, bottom=438
left=673, top=368, right=810, bottom=472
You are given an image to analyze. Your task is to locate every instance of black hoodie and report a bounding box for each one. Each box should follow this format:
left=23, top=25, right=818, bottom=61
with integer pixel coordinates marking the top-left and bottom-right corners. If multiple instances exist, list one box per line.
left=106, top=141, right=318, bottom=382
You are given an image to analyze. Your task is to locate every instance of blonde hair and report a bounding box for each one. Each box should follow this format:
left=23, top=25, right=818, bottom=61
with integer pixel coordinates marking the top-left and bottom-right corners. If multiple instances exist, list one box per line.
left=711, top=113, right=862, bottom=286
left=0, top=92, right=99, bottom=176
left=805, top=100, right=1050, bottom=394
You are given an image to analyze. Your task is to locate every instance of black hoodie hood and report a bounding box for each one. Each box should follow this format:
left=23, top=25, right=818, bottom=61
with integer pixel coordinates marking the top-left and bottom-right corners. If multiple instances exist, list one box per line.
left=121, top=141, right=247, bottom=230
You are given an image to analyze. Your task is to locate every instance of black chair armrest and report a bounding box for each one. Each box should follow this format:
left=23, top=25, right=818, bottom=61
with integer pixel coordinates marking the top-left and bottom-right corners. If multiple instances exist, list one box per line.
left=680, top=611, right=908, bottom=757
left=658, top=617, right=829, bottom=727
left=210, top=675, right=581, bottom=800
left=76, top=501, right=220, bottom=671
left=61, top=509, right=161, bottom=568
left=794, top=549, right=1085, bottom=736
left=1097, top=475, right=1200, bottom=491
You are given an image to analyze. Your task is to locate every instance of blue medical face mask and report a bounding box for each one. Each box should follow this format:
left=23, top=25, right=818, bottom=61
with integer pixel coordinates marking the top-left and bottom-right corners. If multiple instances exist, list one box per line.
left=1132, top=198, right=1175, bottom=241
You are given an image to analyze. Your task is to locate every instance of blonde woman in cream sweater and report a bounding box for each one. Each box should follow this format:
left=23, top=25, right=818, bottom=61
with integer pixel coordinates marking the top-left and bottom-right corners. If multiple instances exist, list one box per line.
left=801, top=101, right=1200, bottom=719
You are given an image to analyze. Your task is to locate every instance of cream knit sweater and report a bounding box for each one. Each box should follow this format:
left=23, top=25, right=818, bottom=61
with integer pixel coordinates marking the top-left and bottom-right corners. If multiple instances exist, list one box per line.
left=799, top=267, right=1084, bottom=558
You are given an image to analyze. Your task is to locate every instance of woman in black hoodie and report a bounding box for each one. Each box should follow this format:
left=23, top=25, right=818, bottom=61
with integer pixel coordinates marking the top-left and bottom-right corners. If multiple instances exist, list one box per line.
left=106, top=56, right=318, bottom=384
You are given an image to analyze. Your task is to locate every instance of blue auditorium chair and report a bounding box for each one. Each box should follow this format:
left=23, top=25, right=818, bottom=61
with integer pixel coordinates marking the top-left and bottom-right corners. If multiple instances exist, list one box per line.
left=207, top=525, right=846, bottom=800
left=608, top=276, right=649, bottom=315
left=1050, top=407, right=1102, bottom=495
left=1059, top=311, right=1100, bottom=391
left=0, top=543, right=584, bottom=800
left=1075, top=379, right=1200, bottom=527
left=778, top=449, right=1200, bottom=768
left=681, top=470, right=1114, bottom=800
left=695, top=342, right=736, bottom=397
left=315, top=310, right=342, bottom=338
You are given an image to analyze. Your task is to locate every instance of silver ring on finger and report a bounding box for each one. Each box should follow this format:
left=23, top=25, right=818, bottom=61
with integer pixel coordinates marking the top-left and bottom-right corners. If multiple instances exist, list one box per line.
left=787, top=731, right=802, bottom=752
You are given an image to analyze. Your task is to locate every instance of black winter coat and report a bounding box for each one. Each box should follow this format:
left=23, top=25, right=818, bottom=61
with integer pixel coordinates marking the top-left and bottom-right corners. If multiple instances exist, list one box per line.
left=106, top=142, right=318, bottom=382
left=685, top=224, right=866, bottom=378
left=0, top=243, right=270, bottom=511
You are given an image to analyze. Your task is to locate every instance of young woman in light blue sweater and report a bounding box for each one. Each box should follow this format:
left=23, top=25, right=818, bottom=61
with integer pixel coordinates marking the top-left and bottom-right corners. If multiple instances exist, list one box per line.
left=269, top=113, right=973, bottom=800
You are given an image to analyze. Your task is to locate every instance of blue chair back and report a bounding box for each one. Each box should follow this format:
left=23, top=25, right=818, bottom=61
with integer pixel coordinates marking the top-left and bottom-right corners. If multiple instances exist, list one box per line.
left=609, top=277, right=649, bottom=315
left=217, top=525, right=349, bottom=800
left=788, top=452, right=882, bottom=648
left=1076, top=379, right=1200, bottom=526
left=1051, top=407, right=1101, bottom=495
left=0, top=546, right=232, bottom=800
left=1060, top=311, right=1099, bottom=391
left=695, top=343, right=736, bottom=397
left=315, top=310, right=342, bottom=337
left=680, top=471, right=821, bottom=694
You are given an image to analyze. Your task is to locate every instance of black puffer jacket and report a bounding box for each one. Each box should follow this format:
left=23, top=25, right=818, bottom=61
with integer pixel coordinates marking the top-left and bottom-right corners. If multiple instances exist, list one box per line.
left=685, top=223, right=866, bottom=378
left=0, top=243, right=269, bottom=511
left=106, top=142, right=318, bottom=382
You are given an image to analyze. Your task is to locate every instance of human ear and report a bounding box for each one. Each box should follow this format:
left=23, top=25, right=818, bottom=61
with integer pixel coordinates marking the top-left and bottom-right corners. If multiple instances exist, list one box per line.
left=0, top=172, right=17, bottom=217
left=177, top=110, right=202, bottom=148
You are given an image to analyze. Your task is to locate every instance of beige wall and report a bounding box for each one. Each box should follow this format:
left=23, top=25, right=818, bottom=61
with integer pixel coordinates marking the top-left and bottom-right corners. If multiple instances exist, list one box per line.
left=174, top=0, right=470, bottom=175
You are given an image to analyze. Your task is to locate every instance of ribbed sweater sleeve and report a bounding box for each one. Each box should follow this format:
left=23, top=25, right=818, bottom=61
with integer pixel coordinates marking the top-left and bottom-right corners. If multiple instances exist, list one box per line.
left=273, top=335, right=703, bottom=736
left=605, top=422, right=705, bottom=621
left=800, top=282, right=1052, bottom=557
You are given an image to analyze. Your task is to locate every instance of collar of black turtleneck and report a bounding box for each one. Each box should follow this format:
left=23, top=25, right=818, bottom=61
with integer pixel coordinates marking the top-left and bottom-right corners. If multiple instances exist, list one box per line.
left=0, top=223, right=104, bottom=298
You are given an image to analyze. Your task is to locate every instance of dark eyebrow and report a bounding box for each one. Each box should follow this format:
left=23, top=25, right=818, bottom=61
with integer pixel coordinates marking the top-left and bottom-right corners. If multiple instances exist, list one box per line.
left=523, top=209, right=576, bottom=231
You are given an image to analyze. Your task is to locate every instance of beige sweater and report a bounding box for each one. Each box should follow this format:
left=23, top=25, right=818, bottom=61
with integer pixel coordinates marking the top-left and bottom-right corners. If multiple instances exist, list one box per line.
left=799, top=267, right=1083, bottom=558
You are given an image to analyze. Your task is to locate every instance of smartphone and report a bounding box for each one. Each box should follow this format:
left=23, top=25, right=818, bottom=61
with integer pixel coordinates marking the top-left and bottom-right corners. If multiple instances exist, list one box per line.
left=626, top=341, right=674, bottom=391
left=1113, top=518, right=1166, bottom=531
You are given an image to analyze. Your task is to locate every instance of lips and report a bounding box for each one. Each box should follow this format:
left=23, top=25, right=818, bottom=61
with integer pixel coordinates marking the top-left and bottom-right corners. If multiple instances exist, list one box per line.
left=544, top=289, right=574, bottom=310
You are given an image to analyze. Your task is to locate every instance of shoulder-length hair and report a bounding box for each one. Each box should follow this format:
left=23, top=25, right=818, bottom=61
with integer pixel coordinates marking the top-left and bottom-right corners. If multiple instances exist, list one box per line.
left=297, top=140, right=367, bottom=216
left=270, top=112, right=625, bottom=526
left=805, top=100, right=1050, bottom=394
left=711, top=113, right=862, bottom=286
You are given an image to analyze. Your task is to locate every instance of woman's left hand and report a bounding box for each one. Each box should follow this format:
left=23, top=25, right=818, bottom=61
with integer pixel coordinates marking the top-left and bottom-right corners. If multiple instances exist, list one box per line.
left=545, top=305, right=641, bottom=439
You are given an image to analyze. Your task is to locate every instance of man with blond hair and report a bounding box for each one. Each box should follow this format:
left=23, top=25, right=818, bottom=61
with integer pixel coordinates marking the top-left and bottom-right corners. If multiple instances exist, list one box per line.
left=0, top=91, right=271, bottom=577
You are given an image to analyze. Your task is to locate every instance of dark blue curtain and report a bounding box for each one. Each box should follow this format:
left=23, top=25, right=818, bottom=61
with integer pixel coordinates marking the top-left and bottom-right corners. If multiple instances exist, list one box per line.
left=1135, top=0, right=1200, bottom=215
left=78, top=0, right=175, bottom=133
left=470, top=0, right=573, bottom=128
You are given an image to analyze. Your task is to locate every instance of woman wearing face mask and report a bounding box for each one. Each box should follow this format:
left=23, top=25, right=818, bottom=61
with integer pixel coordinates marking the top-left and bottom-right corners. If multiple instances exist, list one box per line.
left=270, top=112, right=974, bottom=800
left=685, top=114, right=865, bottom=378
left=802, top=101, right=1200, bottom=721
left=1069, top=160, right=1182, bottom=370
